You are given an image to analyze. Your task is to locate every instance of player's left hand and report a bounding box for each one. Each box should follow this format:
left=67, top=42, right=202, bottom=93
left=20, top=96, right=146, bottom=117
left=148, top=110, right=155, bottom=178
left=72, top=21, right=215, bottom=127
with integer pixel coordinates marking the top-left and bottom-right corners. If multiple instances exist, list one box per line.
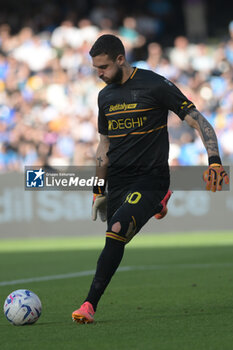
left=203, top=163, right=229, bottom=192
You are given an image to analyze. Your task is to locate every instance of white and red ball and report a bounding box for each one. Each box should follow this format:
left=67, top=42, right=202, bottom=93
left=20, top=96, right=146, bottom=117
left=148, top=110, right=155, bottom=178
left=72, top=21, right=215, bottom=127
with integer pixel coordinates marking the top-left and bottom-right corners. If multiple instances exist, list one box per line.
left=3, top=289, right=42, bottom=325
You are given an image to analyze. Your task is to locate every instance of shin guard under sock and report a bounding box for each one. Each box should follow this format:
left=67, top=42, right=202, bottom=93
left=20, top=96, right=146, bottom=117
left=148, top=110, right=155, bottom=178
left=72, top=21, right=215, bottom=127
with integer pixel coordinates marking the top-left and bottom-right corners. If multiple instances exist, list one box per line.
left=85, top=237, right=125, bottom=311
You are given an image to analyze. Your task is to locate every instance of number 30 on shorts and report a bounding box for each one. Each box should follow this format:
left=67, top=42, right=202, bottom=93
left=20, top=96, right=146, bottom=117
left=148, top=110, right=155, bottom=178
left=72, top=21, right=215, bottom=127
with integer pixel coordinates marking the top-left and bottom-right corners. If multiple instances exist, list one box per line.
left=125, top=192, right=142, bottom=204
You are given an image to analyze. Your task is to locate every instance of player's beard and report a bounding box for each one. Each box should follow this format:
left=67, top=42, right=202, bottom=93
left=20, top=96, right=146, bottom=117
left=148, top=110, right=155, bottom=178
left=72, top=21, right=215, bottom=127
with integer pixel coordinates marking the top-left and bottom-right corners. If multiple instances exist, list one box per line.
left=103, top=66, right=123, bottom=85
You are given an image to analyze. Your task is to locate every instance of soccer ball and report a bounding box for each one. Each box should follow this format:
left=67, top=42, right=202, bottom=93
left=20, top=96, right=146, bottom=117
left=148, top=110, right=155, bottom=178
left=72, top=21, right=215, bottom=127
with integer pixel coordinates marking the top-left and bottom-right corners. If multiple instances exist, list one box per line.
left=3, top=289, right=42, bottom=326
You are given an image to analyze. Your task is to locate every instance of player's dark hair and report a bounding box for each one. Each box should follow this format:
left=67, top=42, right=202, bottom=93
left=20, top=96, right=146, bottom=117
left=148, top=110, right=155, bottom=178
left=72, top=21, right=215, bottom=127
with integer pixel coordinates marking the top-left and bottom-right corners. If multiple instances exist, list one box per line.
left=89, top=34, right=125, bottom=61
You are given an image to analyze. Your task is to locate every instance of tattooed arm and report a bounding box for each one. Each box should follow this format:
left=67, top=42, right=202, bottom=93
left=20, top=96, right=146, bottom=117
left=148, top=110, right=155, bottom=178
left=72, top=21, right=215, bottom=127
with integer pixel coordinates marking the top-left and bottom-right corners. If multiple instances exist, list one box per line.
left=94, top=134, right=109, bottom=194
left=92, top=134, right=109, bottom=221
left=184, top=108, right=220, bottom=158
left=184, top=108, right=229, bottom=191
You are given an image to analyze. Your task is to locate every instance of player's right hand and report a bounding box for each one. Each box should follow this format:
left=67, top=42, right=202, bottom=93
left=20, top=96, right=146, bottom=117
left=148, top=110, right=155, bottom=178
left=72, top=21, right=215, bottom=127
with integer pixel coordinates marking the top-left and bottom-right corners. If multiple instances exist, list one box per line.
left=203, top=163, right=229, bottom=192
left=92, top=194, right=107, bottom=221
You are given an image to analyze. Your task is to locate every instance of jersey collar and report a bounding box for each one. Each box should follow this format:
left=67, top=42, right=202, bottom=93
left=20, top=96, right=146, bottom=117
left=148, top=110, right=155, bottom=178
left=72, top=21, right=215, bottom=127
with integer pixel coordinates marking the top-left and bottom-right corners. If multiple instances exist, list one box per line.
left=129, top=67, right=138, bottom=80
left=120, top=67, right=138, bottom=86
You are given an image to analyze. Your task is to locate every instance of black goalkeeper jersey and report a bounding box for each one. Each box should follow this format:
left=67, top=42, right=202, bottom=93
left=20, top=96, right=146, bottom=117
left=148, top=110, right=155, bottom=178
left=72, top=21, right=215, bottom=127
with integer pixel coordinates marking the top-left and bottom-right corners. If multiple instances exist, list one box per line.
left=98, top=68, right=195, bottom=180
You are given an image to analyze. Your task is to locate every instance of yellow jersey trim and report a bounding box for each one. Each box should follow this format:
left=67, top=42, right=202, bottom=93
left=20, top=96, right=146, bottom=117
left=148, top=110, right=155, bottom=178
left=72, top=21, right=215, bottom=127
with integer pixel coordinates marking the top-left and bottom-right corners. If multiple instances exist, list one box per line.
left=108, top=124, right=167, bottom=138
left=130, top=67, right=138, bottom=80
left=105, top=107, right=156, bottom=117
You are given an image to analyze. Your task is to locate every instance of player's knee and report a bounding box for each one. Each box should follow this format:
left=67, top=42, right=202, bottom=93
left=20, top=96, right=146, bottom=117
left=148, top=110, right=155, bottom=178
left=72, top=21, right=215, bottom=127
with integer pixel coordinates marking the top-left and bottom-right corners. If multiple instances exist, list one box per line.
left=108, top=218, right=137, bottom=244
left=111, top=221, right=121, bottom=233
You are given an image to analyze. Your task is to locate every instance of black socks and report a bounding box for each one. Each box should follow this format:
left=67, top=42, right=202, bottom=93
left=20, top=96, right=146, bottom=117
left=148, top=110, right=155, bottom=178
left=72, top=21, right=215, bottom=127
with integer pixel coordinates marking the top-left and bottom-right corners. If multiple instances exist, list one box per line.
left=85, top=237, right=125, bottom=311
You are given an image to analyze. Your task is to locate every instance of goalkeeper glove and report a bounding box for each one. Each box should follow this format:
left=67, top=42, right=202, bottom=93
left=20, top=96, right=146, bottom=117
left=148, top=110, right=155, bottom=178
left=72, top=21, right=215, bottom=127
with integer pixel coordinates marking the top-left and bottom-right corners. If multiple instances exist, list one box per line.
left=203, top=162, right=229, bottom=192
left=92, top=193, right=107, bottom=221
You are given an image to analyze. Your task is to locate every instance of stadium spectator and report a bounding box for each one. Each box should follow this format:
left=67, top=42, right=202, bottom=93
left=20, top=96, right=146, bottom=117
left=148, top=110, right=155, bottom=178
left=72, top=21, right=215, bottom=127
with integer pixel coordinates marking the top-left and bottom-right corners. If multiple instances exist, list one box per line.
left=168, top=36, right=197, bottom=72
left=12, top=33, right=56, bottom=71
left=119, top=16, right=146, bottom=58
left=51, top=20, right=82, bottom=49
left=134, top=42, right=163, bottom=71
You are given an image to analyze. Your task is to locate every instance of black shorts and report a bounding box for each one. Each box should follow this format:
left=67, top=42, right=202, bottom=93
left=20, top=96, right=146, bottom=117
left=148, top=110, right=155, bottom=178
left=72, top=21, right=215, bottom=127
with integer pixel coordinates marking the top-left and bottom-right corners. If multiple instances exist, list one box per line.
left=106, top=176, right=169, bottom=244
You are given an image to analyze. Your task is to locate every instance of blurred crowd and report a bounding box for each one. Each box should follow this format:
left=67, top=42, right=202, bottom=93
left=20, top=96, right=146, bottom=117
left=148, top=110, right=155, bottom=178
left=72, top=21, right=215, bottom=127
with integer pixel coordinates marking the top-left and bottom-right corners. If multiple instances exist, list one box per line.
left=0, top=12, right=233, bottom=171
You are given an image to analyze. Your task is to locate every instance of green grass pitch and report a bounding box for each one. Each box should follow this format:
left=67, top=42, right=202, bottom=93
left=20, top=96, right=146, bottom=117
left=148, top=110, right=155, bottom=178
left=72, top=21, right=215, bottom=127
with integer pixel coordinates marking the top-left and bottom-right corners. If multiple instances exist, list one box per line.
left=1, top=231, right=233, bottom=350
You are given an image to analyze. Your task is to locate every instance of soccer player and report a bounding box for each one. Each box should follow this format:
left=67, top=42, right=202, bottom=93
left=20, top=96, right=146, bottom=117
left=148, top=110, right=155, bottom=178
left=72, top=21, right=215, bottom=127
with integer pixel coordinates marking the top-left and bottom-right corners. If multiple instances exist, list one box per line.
left=72, top=35, right=229, bottom=324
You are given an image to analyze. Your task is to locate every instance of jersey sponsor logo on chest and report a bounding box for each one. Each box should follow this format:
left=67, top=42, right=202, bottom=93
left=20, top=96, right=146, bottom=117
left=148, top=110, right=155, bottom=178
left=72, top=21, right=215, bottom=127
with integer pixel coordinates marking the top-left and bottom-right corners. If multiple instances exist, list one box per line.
left=109, top=103, right=137, bottom=112
left=108, top=116, right=147, bottom=130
